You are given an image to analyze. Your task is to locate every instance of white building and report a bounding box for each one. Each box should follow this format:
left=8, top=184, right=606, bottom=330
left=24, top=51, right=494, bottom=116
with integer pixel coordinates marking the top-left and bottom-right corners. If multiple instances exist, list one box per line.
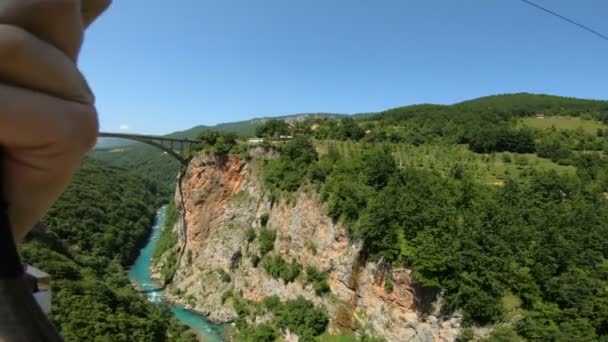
left=248, top=137, right=264, bottom=144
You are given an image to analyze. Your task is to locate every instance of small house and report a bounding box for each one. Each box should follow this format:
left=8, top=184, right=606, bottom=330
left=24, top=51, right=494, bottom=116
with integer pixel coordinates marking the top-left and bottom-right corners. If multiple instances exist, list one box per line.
left=310, top=123, right=320, bottom=131
left=536, top=113, right=545, bottom=119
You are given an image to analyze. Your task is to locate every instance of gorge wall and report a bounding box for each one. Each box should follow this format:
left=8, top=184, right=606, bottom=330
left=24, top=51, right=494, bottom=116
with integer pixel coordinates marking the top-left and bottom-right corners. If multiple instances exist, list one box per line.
left=155, top=153, right=462, bottom=341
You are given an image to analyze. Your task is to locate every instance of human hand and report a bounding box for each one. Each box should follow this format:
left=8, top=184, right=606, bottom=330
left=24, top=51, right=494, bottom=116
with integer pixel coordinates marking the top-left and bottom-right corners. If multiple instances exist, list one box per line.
left=0, top=0, right=111, bottom=243
left=0, top=0, right=112, bottom=62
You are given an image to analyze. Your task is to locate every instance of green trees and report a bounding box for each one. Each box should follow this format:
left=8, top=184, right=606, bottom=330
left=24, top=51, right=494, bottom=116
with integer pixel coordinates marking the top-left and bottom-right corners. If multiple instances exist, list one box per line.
left=196, top=130, right=238, bottom=156
left=336, top=117, right=365, bottom=140
left=255, top=119, right=290, bottom=138
left=304, top=266, right=330, bottom=295
left=245, top=227, right=256, bottom=242
left=468, top=128, right=536, bottom=154
left=260, top=212, right=270, bottom=227
left=260, top=115, right=608, bottom=340
left=21, top=158, right=193, bottom=341
left=483, top=327, right=520, bottom=342
left=234, top=295, right=327, bottom=342
left=258, top=228, right=277, bottom=256
left=273, top=297, right=329, bottom=341
left=153, top=201, right=178, bottom=265
left=262, top=136, right=318, bottom=194
left=237, top=323, right=277, bottom=342
left=262, top=255, right=301, bottom=283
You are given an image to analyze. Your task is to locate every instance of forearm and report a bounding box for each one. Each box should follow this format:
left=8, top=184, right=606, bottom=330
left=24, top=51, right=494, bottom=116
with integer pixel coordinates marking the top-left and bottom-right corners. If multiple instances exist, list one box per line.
left=0, top=24, right=92, bottom=104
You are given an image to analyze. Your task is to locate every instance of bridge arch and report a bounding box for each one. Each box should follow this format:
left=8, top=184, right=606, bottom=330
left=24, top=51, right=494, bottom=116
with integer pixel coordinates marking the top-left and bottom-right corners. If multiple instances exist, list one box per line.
left=98, top=132, right=202, bottom=166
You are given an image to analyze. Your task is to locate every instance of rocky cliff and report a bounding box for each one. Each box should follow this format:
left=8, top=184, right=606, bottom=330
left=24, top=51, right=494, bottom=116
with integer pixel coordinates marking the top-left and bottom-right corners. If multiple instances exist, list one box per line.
left=158, top=153, right=462, bottom=341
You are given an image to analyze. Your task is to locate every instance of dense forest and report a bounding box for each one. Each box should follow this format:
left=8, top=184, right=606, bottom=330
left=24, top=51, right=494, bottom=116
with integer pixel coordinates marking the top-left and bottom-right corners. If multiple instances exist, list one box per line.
left=251, top=93, right=608, bottom=341
left=89, top=145, right=180, bottom=195
left=20, top=158, right=195, bottom=341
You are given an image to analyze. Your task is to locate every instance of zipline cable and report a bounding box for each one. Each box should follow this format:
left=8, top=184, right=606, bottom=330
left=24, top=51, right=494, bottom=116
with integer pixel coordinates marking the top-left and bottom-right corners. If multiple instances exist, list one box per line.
left=517, top=0, right=608, bottom=43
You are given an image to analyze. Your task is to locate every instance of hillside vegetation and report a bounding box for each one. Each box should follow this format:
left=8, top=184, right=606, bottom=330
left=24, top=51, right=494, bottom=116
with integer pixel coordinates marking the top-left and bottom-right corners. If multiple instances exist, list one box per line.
left=245, top=93, right=608, bottom=341
left=521, top=116, right=607, bottom=134
left=89, top=145, right=180, bottom=195
left=21, top=159, right=195, bottom=342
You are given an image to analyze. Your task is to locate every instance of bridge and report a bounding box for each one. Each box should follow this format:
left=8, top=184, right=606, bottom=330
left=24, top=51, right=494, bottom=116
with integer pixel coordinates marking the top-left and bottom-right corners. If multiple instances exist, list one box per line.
left=98, top=132, right=203, bottom=166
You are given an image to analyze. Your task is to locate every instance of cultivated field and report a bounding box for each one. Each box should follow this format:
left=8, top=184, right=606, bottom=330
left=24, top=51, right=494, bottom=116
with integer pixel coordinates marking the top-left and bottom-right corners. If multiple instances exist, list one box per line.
left=520, top=116, right=606, bottom=133
left=318, top=141, right=576, bottom=185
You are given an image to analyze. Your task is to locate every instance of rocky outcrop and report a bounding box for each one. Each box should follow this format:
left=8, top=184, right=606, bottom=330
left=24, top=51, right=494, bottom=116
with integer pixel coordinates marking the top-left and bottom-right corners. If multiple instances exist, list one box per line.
left=159, top=153, right=462, bottom=341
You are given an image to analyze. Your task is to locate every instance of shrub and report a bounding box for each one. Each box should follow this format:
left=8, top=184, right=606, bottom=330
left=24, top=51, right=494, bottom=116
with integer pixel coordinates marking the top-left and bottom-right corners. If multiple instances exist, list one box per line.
left=152, top=202, right=179, bottom=265
left=305, top=266, right=330, bottom=296
left=385, top=273, right=394, bottom=293
left=260, top=213, right=270, bottom=227
left=262, top=255, right=301, bottom=283
left=258, top=229, right=276, bottom=256
left=221, top=289, right=234, bottom=304
left=237, top=323, right=277, bottom=342
left=245, top=227, right=256, bottom=243
left=456, top=328, right=475, bottom=342
left=262, top=137, right=318, bottom=193
left=262, top=295, right=281, bottom=310
left=196, top=131, right=238, bottom=157
left=484, top=326, right=520, bottom=342
left=273, top=297, right=328, bottom=341
left=250, top=254, right=261, bottom=267
left=217, top=268, right=231, bottom=283
left=469, top=128, right=535, bottom=154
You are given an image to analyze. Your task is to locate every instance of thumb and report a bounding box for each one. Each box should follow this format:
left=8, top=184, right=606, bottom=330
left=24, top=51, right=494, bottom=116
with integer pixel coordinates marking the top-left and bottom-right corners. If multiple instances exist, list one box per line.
left=82, top=0, right=111, bottom=28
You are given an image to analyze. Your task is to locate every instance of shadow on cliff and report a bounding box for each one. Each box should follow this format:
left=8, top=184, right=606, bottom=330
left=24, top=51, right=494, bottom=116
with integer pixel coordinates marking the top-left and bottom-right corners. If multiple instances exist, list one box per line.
left=164, top=166, right=190, bottom=286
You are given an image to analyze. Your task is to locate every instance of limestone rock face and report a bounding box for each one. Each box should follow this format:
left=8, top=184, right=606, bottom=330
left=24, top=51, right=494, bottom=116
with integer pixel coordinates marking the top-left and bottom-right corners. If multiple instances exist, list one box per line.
left=161, top=154, right=462, bottom=340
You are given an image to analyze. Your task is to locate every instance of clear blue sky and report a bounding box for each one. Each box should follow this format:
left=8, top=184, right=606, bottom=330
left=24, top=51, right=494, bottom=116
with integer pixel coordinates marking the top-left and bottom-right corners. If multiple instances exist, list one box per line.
left=79, top=0, right=608, bottom=135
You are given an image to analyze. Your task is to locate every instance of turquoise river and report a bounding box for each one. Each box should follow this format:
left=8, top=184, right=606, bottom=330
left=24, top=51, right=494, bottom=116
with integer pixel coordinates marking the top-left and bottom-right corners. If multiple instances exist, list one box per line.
left=128, top=206, right=224, bottom=341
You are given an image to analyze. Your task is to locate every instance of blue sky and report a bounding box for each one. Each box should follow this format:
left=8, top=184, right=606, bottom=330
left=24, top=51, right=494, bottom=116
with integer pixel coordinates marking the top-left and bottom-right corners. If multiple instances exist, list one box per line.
left=80, top=0, right=608, bottom=134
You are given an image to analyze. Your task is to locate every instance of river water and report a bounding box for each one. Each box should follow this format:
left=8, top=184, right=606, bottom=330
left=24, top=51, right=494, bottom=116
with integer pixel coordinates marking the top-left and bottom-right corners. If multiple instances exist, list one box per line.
left=128, top=206, right=224, bottom=341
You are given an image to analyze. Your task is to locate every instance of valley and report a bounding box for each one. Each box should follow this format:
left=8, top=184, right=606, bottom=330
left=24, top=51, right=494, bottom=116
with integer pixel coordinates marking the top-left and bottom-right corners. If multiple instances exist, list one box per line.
left=34, top=93, right=608, bottom=341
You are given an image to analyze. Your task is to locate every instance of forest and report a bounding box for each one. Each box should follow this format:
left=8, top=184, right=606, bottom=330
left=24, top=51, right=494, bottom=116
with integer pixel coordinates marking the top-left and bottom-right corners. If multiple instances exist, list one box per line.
left=20, top=158, right=195, bottom=342
left=254, top=93, right=608, bottom=341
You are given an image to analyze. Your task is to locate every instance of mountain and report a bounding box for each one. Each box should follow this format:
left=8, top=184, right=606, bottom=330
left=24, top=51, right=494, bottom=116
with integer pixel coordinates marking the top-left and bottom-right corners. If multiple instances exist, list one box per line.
left=164, top=112, right=346, bottom=139
left=94, top=113, right=346, bottom=152
left=94, top=137, right=136, bottom=149
left=96, top=93, right=608, bottom=149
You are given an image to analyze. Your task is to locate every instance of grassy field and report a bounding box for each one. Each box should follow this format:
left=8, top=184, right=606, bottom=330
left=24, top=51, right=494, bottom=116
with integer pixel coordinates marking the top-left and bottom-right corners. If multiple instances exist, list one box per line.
left=520, top=116, right=606, bottom=133
left=317, top=141, right=576, bottom=185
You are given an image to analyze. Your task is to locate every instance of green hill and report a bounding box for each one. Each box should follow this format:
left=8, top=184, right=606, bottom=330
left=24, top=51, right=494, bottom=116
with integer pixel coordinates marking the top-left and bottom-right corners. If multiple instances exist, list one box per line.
left=164, top=113, right=346, bottom=139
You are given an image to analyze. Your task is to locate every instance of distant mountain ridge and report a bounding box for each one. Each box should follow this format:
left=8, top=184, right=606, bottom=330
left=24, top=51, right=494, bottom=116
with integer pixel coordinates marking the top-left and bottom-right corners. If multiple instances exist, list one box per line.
left=95, top=93, right=608, bottom=149
left=164, top=112, right=346, bottom=139
left=94, top=113, right=343, bottom=150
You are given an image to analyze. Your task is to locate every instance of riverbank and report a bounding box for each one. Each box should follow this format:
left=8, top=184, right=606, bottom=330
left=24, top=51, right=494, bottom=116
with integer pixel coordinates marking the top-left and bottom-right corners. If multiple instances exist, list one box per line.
left=128, top=206, right=224, bottom=341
